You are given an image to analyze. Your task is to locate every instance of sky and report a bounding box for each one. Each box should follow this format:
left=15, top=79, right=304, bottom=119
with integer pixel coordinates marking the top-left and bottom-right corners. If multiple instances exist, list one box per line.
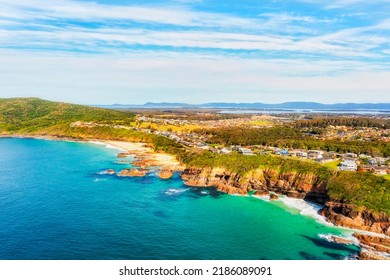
left=0, top=0, right=389, bottom=104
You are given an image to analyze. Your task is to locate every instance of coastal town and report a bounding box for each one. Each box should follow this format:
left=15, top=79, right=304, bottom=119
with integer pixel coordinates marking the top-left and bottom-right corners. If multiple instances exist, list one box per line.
left=70, top=111, right=390, bottom=179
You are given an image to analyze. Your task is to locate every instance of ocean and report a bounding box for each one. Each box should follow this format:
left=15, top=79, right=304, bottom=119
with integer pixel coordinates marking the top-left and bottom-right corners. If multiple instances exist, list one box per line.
left=0, top=138, right=360, bottom=260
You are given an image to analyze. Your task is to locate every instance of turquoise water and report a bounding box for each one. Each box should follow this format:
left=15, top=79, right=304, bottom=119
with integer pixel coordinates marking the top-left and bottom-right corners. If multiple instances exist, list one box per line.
left=0, top=138, right=359, bottom=260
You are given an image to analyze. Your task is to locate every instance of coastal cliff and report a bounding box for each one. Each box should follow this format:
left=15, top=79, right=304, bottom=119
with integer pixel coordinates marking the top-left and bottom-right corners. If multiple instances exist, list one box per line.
left=321, top=202, right=390, bottom=235
left=181, top=166, right=390, bottom=236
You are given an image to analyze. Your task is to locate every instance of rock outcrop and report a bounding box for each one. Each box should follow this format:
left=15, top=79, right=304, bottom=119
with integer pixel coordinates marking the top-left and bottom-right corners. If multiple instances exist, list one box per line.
left=180, top=167, right=328, bottom=202
left=118, top=168, right=148, bottom=177
left=358, top=251, right=390, bottom=260
left=324, top=235, right=355, bottom=245
left=353, top=233, right=390, bottom=254
left=321, top=202, right=390, bottom=235
left=117, top=152, right=131, bottom=158
left=133, top=158, right=155, bottom=168
left=158, top=169, right=174, bottom=179
left=181, top=167, right=247, bottom=195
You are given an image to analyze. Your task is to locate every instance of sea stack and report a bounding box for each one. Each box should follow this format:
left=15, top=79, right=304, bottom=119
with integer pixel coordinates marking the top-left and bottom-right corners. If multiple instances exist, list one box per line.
left=158, top=169, right=174, bottom=179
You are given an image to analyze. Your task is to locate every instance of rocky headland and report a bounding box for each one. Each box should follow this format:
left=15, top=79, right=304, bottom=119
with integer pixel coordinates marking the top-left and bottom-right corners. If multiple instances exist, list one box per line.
left=181, top=166, right=329, bottom=203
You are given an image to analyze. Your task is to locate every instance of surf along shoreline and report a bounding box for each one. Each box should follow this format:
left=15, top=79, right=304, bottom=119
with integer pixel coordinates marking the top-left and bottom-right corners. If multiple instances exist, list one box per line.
left=1, top=133, right=389, bottom=259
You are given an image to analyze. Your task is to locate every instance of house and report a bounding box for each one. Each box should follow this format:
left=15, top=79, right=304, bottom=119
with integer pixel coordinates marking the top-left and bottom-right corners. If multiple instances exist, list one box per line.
left=376, top=157, right=386, bottom=165
left=273, top=148, right=282, bottom=155
left=372, top=166, right=388, bottom=175
left=308, top=150, right=323, bottom=160
left=197, top=143, right=209, bottom=150
left=368, top=158, right=377, bottom=165
left=238, top=147, right=255, bottom=156
left=344, top=153, right=358, bottom=158
left=280, top=149, right=289, bottom=156
left=339, top=160, right=358, bottom=171
left=297, top=151, right=308, bottom=157
left=231, top=145, right=240, bottom=152
left=357, top=165, right=372, bottom=172
left=220, top=148, right=232, bottom=154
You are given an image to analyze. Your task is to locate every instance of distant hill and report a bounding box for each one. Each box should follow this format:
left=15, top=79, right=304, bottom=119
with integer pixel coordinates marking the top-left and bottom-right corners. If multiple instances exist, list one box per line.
left=100, top=101, right=390, bottom=110
left=0, top=97, right=134, bottom=132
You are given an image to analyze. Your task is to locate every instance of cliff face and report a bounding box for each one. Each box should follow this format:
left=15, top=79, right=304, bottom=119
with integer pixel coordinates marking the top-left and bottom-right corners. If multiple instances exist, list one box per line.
left=181, top=166, right=390, bottom=236
left=181, top=167, right=328, bottom=202
left=321, top=202, right=390, bottom=236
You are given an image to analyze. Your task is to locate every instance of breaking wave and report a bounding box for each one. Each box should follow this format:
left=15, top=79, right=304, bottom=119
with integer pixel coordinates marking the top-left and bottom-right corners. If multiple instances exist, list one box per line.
left=164, top=188, right=188, bottom=196
left=277, top=196, right=331, bottom=225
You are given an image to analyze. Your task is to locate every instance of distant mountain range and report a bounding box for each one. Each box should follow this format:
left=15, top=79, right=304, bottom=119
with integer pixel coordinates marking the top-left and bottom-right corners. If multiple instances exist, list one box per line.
left=102, top=102, right=390, bottom=110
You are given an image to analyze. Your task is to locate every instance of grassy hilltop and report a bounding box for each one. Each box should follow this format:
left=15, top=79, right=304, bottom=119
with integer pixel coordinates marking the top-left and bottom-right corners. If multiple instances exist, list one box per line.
left=0, top=97, right=184, bottom=154
left=0, top=97, right=134, bottom=132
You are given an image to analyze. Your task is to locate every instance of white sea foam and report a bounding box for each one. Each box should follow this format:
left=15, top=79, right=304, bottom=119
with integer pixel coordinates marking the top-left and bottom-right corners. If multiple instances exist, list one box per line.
left=97, top=170, right=115, bottom=175
left=164, top=188, right=188, bottom=196
left=88, top=141, right=125, bottom=151
left=94, top=178, right=107, bottom=182
left=252, top=194, right=270, bottom=202
left=318, top=233, right=358, bottom=245
left=277, top=196, right=332, bottom=226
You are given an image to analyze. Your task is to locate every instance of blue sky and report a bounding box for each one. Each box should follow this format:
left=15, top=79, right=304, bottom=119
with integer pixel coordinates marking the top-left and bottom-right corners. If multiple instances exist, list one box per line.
left=0, top=0, right=389, bottom=104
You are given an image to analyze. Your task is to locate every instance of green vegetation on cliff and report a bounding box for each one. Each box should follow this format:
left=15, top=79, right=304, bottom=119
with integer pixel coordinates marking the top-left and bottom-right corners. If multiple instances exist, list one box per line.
left=0, top=98, right=185, bottom=155
left=0, top=97, right=134, bottom=132
left=182, top=151, right=390, bottom=215
left=327, top=172, right=390, bottom=215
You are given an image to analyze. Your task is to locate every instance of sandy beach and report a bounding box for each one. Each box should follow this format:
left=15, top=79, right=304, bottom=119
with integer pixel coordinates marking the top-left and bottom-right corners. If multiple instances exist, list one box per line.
left=103, top=140, right=184, bottom=170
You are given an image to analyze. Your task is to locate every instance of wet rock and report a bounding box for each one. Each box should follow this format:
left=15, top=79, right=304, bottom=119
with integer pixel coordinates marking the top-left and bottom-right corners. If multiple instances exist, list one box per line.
left=117, top=152, right=131, bottom=158
left=358, top=251, right=390, bottom=260
left=254, top=190, right=269, bottom=197
left=158, top=169, right=174, bottom=179
left=133, top=158, right=155, bottom=168
left=118, top=168, right=147, bottom=177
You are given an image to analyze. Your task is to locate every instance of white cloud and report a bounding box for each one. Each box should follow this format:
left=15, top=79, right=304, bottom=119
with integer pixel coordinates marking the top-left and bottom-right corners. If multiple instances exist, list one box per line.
left=0, top=0, right=257, bottom=29
left=0, top=50, right=389, bottom=104
left=0, top=1, right=389, bottom=103
left=1, top=0, right=388, bottom=59
left=1, top=25, right=386, bottom=59
left=299, top=0, right=390, bottom=8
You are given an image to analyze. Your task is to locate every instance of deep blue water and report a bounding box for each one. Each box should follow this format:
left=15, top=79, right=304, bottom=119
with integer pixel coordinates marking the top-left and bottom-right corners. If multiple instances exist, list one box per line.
left=0, top=138, right=359, bottom=260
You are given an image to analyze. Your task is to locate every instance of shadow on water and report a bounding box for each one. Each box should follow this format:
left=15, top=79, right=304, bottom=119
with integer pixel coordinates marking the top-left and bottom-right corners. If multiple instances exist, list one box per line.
left=299, top=251, right=325, bottom=260
left=153, top=210, right=169, bottom=219
left=188, top=187, right=224, bottom=199
left=323, top=252, right=353, bottom=260
left=300, top=235, right=359, bottom=253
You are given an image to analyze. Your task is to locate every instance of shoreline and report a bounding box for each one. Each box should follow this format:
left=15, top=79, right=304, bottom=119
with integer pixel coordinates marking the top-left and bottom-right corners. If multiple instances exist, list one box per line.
left=93, top=140, right=184, bottom=171
left=0, top=134, right=184, bottom=171
left=1, top=134, right=389, bottom=259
